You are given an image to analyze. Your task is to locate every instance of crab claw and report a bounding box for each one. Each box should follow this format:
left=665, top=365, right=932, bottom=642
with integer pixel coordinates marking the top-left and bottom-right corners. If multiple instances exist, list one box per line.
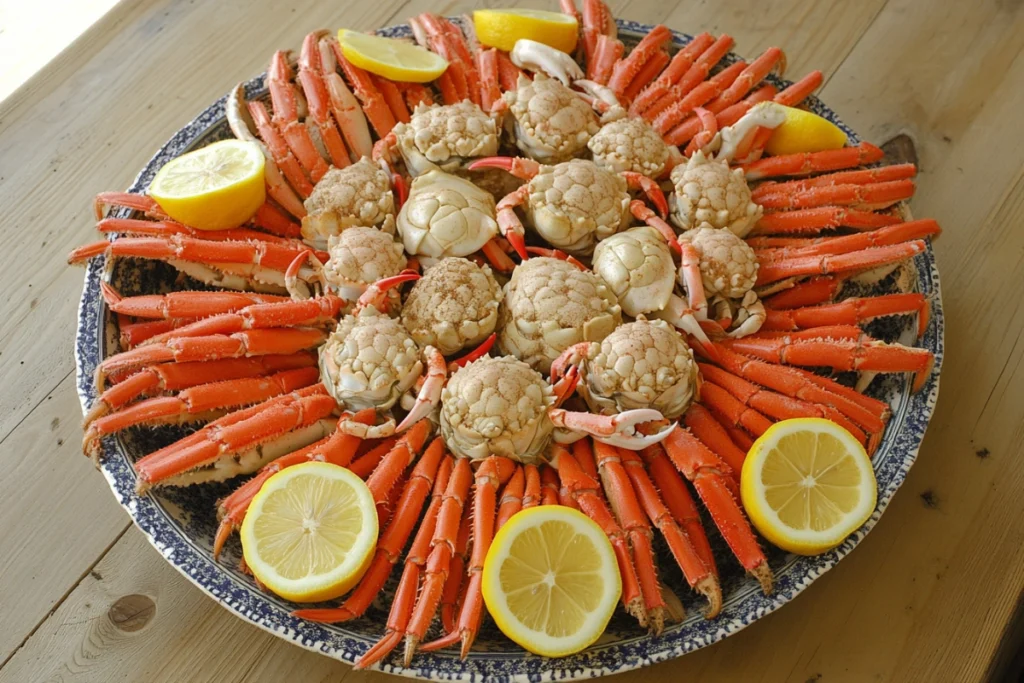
left=549, top=407, right=674, bottom=449
left=511, top=39, right=584, bottom=85
left=468, top=156, right=541, bottom=180
left=284, top=250, right=329, bottom=300
left=395, top=346, right=446, bottom=433
left=525, top=246, right=587, bottom=270
left=356, top=271, right=420, bottom=312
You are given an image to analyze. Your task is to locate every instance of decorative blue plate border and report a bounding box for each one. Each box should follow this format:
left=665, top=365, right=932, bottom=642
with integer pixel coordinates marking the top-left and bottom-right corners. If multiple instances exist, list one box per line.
left=74, top=20, right=943, bottom=682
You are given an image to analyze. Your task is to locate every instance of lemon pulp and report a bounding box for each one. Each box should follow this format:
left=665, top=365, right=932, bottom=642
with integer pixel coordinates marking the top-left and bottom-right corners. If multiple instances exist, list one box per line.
left=473, top=9, right=579, bottom=54
left=764, top=105, right=848, bottom=156
left=338, top=29, right=448, bottom=83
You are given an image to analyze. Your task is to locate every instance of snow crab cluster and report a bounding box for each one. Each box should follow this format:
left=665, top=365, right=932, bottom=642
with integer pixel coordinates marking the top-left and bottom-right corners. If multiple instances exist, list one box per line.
left=69, top=0, right=939, bottom=669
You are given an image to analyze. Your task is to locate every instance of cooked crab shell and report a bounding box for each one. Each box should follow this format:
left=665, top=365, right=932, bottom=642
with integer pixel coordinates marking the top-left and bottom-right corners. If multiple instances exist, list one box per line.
left=388, top=100, right=500, bottom=176
left=322, top=227, right=407, bottom=307
left=401, top=257, right=503, bottom=356
left=578, top=318, right=699, bottom=420
left=301, top=158, right=396, bottom=248
left=319, top=307, right=422, bottom=412
left=397, top=170, right=499, bottom=260
left=592, top=226, right=677, bottom=318
left=524, top=159, right=631, bottom=255
left=588, top=116, right=671, bottom=178
left=502, top=72, right=600, bottom=164
left=440, top=354, right=555, bottom=464
left=669, top=150, right=762, bottom=236
left=680, top=224, right=759, bottom=298
left=498, top=256, right=622, bottom=374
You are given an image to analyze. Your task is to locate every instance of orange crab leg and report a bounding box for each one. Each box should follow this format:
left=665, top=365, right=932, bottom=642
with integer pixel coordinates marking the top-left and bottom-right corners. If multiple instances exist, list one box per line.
left=588, top=34, right=624, bottom=84
left=641, top=33, right=734, bottom=121
left=593, top=441, right=667, bottom=633
left=755, top=240, right=928, bottom=286
left=420, top=456, right=517, bottom=658
left=742, top=141, right=884, bottom=180
left=638, top=443, right=718, bottom=578
left=664, top=82, right=776, bottom=146
left=700, top=381, right=774, bottom=437
left=756, top=179, right=916, bottom=211
left=683, top=106, right=719, bottom=156
left=706, top=46, right=785, bottom=112
left=295, top=445, right=449, bottom=625
left=540, top=462, right=568, bottom=507
left=364, top=420, right=432, bottom=504
left=762, top=292, right=929, bottom=337
left=552, top=444, right=647, bottom=627
left=95, top=328, right=326, bottom=387
left=438, top=502, right=473, bottom=635
left=83, top=367, right=320, bottom=454
left=752, top=163, right=917, bottom=201
left=330, top=39, right=397, bottom=137
left=755, top=219, right=941, bottom=259
left=619, top=448, right=722, bottom=618
left=700, top=365, right=872, bottom=453
left=268, top=50, right=330, bottom=183
left=297, top=31, right=351, bottom=169
left=133, top=388, right=337, bottom=492
left=751, top=206, right=903, bottom=235
left=762, top=275, right=849, bottom=309
left=607, top=24, right=671, bottom=97
left=477, top=48, right=503, bottom=112
left=682, top=404, right=746, bottom=476
left=652, top=60, right=746, bottom=134
left=348, top=435, right=400, bottom=478
left=621, top=50, right=670, bottom=102
left=141, top=295, right=344, bottom=344
left=522, top=464, right=541, bottom=508
left=629, top=32, right=715, bottom=117
left=119, top=319, right=195, bottom=348
left=245, top=100, right=315, bottom=197
left=662, top=427, right=773, bottom=593
left=212, top=408, right=375, bottom=559
left=629, top=201, right=679, bottom=251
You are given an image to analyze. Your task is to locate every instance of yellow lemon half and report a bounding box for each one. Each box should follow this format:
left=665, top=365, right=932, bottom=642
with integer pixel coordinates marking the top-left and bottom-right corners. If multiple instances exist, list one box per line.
left=338, top=29, right=449, bottom=83
left=148, top=139, right=265, bottom=231
left=473, top=9, right=579, bottom=54
left=764, top=105, right=848, bottom=156
left=240, top=462, right=378, bottom=603
left=482, top=506, right=621, bottom=658
left=741, top=418, right=877, bottom=556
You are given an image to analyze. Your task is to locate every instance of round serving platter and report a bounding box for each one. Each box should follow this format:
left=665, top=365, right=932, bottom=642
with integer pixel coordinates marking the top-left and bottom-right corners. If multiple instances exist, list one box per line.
left=74, top=19, right=944, bottom=682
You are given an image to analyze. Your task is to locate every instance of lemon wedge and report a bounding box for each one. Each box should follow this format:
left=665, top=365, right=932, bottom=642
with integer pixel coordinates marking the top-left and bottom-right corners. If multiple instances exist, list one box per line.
left=338, top=29, right=449, bottom=83
left=473, top=9, right=579, bottom=54
left=482, top=506, right=620, bottom=657
left=764, top=105, right=848, bottom=156
left=741, top=418, right=876, bottom=556
left=240, top=462, right=378, bottom=603
left=148, top=139, right=265, bottom=231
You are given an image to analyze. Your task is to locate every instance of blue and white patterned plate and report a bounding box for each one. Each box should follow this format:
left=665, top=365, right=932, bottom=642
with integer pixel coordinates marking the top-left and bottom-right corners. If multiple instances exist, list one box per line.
left=74, top=20, right=943, bottom=681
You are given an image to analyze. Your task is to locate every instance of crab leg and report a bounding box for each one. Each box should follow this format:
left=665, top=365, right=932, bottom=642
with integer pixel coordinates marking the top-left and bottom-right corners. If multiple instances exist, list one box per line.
left=83, top=367, right=320, bottom=454
left=245, top=100, right=316, bottom=197
left=640, top=33, right=735, bottom=122
left=700, top=364, right=871, bottom=451
left=356, top=458, right=472, bottom=668
left=582, top=0, right=616, bottom=71
left=328, top=39, right=397, bottom=137
left=722, top=334, right=935, bottom=392
left=119, top=319, right=196, bottom=348
left=682, top=404, right=746, bottom=476
left=622, top=173, right=669, bottom=216
left=652, top=60, right=747, bottom=135
left=94, top=328, right=326, bottom=388
left=437, top=502, right=474, bottom=635
left=756, top=240, right=928, bottom=286
left=212, top=408, right=375, bottom=558
left=541, top=462, right=568, bottom=506
left=297, top=32, right=351, bottom=168
left=341, top=453, right=451, bottom=660
left=394, top=346, right=447, bottom=432
left=315, top=37, right=374, bottom=159
left=587, top=34, right=624, bottom=84
left=268, top=51, right=330, bottom=182
left=133, top=388, right=337, bottom=492
left=706, top=47, right=785, bottom=113
left=348, top=435, right=400, bottom=478
left=140, top=295, right=344, bottom=344
left=362, top=420, right=432, bottom=505
left=621, top=50, right=670, bottom=102
left=521, top=464, right=541, bottom=508
left=742, top=141, right=884, bottom=180
left=593, top=441, right=667, bottom=633
left=762, top=292, right=929, bottom=337
left=619, top=448, right=721, bottom=617
left=662, top=427, right=773, bottom=592
left=708, top=344, right=889, bottom=433
left=755, top=219, right=941, bottom=259
left=629, top=32, right=715, bottom=117
left=751, top=207, right=903, bottom=235
left=94, top=217, right=313, bottom=251
left=420, top=456, right=517, bottom=658
left=762, top=275, right=849, bottom=309
left=664, top=82, right=776, bottom=147
left=477, top=48, right=503, bottom=112
left=493, top=185, right=530, bottom=260
left=607, top=24, right=672, bottom=97
left=752, top=164, right=918, bottom=201
left=700, top=382, right=774, bottom=437
left=757, top=179, right=916, bottom=211
left=372, top=74, right=412, bottom=124
left=629, top=201, right=680, bottom=252
left=683, top=106, right=720, bottom=156
left=551, top=445, right=646, bottom=627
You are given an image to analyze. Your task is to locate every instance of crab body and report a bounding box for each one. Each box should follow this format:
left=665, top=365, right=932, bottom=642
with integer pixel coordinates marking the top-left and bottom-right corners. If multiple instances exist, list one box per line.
left=321, top=227, right=407, bottom=309
left=382, top=100, right=500, bottom=176
left=588, top=116, right=672, bottom=178
left=301, top=158, right=397, bottom=248
left=592, top=226, right=677, bottom=318
left=502, top=72, right=600, bottom=163
left=669, top=150, right=761, bottom=236
left=397, top=170, right=499, bottom=260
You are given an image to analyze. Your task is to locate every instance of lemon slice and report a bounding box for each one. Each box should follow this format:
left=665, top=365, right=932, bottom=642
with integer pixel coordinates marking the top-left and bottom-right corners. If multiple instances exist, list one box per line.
left=473, top=9, right=579, bottom=54
left=338, top=29, right=449, bottom=83
left=240, top=462, right=377, bottom=603
left=148, top=139, right=265, bottom=231
left=741, top=418, right=876, bottom=556
left=482, top=506, right=620, bottom=657
left=764, top=105, right=848, bottom=157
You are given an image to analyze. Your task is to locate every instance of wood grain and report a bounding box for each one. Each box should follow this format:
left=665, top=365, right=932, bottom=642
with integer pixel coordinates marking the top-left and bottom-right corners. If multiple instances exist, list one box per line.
left=2, top=0, right=1024, bottom=680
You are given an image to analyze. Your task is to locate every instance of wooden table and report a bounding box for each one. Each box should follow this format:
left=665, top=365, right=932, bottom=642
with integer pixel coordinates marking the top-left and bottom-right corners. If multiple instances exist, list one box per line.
left=1, top=0, right=1022, bottom=680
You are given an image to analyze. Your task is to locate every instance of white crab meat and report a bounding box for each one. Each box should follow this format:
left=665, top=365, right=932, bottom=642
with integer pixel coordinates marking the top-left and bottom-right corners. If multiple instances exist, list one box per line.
left=502, top=72, right=600, bottom=164
left=440, top=355, right=555, bottom=464
left=401, top=257, right=503, bottom=356
left=319, top=307, right=422, bottom=412
left=322, top=227, right=407, bottom=308
left=592, top=226, right=677, bottom=318
left=588, top=117, right=671, bottom=177
left=680, top=225, right=759, bottom=298
left=577, top=318, right=699, bottom=420
left=522, top=159, right=631, bottom=255
left=301, top=158, right=396, bottom=248
left=669, top=150, right=762, bottom=236
left=498, top=257, right=621, bottom=374
left=397, top=170, right=499, bottom=259
left=388, top=100, right=500, bottom=176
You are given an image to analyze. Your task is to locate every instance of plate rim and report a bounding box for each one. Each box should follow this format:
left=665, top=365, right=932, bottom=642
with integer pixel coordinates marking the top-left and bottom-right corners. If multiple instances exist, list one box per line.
left=74, top=19, right=945, bottom=682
